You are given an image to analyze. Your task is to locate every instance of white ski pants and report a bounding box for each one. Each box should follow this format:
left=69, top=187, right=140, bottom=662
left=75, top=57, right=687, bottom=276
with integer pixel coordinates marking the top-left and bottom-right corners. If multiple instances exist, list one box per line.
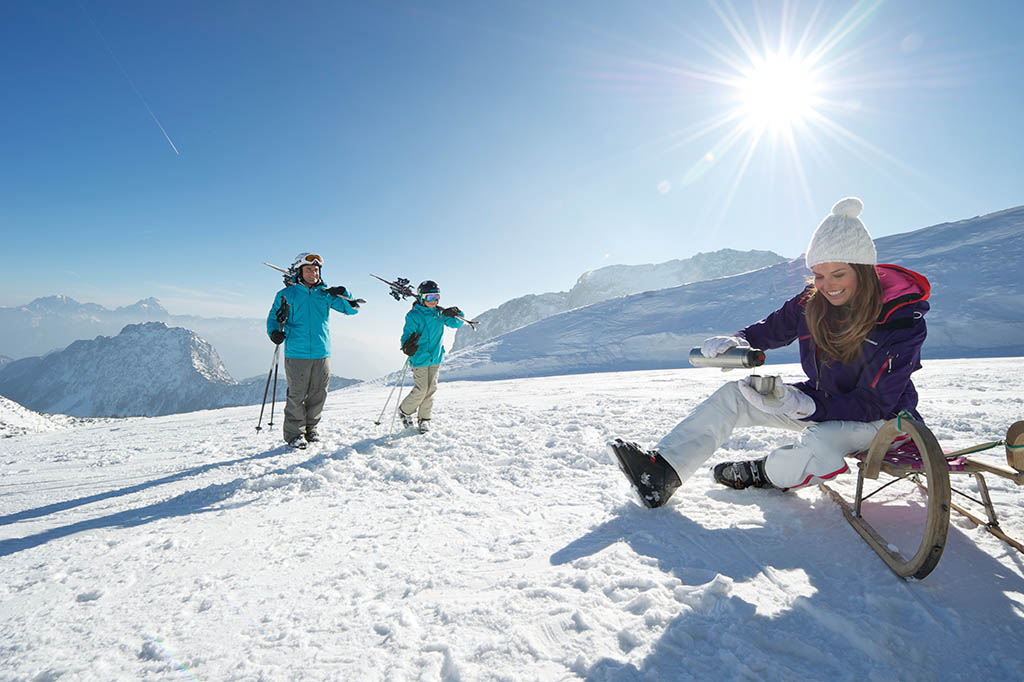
left=655, top=381, right=884, bottom=490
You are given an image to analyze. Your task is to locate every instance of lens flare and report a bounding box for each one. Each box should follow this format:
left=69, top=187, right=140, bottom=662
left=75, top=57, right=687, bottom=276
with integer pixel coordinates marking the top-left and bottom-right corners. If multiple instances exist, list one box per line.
left=737, top=53, right=818, bottom=133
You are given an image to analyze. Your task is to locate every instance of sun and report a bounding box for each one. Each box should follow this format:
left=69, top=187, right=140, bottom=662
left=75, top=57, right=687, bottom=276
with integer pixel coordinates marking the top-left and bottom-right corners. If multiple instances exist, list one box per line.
left=737, top=53, right=818, bottom=133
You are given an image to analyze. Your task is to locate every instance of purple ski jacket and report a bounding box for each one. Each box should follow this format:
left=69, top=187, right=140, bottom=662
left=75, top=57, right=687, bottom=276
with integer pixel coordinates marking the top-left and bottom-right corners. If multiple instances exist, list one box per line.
left=738, top=264, right=930, bottom=423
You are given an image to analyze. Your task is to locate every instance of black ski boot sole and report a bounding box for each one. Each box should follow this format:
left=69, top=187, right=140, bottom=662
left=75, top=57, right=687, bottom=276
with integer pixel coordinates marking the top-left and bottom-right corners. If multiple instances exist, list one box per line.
left=608, top=439, right=680, bottom=509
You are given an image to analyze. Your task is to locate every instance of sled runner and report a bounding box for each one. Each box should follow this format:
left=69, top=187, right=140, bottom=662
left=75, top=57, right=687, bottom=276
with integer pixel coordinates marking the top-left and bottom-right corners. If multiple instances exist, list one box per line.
left=820, top=415, right=1024, bottom=580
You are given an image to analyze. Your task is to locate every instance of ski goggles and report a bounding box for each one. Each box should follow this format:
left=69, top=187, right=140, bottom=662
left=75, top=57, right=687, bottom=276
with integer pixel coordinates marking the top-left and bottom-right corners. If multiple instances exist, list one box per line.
left=299, top=253, right=323, bottom=267
left=421, top=293, right=441, bottom=303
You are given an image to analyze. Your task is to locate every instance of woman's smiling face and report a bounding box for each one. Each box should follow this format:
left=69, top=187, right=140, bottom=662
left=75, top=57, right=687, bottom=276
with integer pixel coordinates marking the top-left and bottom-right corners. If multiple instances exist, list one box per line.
left=811, top=262, right=858, bottom=307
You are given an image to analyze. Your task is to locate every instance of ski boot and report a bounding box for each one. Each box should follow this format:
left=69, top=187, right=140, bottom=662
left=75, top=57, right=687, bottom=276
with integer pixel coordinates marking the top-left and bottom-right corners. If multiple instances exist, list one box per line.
left=286, top=435, right=307, bottom=450
left=305, top=429, right=320, bottom=443
left=400, top=411, right=415, bottom=429
left=608, top=439, right=681, bottom=508
left=417, top=418, right=431, bottom=434
left=712, top=457, right=774, bottom=490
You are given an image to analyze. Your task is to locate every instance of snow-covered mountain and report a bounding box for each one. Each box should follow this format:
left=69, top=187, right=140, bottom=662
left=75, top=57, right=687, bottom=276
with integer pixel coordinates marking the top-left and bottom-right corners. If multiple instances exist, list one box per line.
left=451, top=249, right=787, bottom=351
left=0, top=296, right=269, bottom=379
left=443, top=205, right=1024, bottom=381
left=0, top=322, right=359, bottom=418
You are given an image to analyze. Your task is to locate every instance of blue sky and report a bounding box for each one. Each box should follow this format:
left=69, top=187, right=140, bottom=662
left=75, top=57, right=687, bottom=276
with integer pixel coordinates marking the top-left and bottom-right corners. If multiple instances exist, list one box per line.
left=1, top=0, right=1022, bottom=378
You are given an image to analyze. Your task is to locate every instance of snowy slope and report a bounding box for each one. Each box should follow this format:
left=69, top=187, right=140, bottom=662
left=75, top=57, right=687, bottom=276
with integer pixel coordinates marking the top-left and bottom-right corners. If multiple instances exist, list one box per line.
left=451, top=249, right=786, bottom=352
left=1, top=359, right=1022, bottom=680
left=444, top=205, right=1024, bottom=381
left=0, top=395, right=93, bottom=438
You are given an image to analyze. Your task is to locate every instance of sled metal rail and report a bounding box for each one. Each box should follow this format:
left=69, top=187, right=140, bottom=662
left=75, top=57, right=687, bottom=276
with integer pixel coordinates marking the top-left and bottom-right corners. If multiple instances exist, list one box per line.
left=821, top=417, right=1024, bottom=580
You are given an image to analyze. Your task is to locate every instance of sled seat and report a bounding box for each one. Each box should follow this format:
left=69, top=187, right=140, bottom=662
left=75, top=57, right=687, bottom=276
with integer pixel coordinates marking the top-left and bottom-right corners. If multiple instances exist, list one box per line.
left=850, top=420, right=1024, bottom=486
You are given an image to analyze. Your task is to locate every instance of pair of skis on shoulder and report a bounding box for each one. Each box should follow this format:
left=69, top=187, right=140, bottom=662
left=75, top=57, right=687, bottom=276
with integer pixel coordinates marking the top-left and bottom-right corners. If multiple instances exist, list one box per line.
left=262, top=263, right=478, bottom=329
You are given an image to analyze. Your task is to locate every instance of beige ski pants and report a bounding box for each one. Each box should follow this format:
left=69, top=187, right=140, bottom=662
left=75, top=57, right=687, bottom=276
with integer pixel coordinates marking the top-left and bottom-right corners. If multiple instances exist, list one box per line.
left=400, top=364, right=440, bottom=420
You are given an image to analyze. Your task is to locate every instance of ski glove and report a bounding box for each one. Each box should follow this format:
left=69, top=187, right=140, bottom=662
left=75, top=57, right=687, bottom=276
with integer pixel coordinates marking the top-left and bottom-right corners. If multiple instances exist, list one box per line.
left=700, top=335, right=749, bottom=372
left=270, top=330, right=286, bottom=345
left=737, top=376, right=815, bottom=419
left=401, top=332, right=421, bottom=357
left=347, top=299, right=365, bottom=309
left=441, top=306, right=462, bottom=318
left=275, top=298, right=290, bottom=325
left=326, top=286, right=348, bottom=298
left=700, top=335, right=748, bottom=358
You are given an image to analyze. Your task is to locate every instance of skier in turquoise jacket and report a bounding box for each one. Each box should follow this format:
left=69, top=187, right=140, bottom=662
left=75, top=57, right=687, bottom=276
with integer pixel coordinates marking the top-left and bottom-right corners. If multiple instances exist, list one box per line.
left=267, top=252, right=361, bottom=448
left=398, top=280, right=464, bottom=433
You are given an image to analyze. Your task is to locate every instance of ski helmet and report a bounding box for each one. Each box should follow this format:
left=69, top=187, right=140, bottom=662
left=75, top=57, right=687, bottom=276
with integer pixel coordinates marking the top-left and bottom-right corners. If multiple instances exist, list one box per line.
left=417, top=280, right=440, bottom=295
left=292, top=252, right=324, bottom=270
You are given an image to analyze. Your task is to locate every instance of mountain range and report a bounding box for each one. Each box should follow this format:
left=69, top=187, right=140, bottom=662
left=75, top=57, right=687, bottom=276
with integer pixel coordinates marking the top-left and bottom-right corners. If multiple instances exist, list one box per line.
left=451, top=248, right=787, bottom=351
left=0, top=296, right=268, bottom=380
left=0, top=322, right=359, bottom=418
left=441, top=205, right=1024, bottom=381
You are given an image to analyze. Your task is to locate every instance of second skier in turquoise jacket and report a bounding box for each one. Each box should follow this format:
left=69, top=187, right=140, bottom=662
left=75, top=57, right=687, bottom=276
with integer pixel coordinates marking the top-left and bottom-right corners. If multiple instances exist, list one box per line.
left=398, top=280, right=463, bottom=432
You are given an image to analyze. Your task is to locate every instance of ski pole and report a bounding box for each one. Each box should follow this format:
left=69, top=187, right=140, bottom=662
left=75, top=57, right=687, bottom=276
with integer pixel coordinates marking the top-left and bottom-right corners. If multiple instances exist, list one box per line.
left=387, top=361, right=411, bottom=437
left=374, top=359, right=410, bottom=425
left=268, top=348, right=280, bottom=428
left=255, top=343, right=280, bottom=432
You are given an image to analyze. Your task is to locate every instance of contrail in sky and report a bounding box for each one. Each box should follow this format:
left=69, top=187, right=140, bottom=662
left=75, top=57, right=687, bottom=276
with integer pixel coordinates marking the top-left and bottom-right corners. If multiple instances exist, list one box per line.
left=77, top=1, right=180, bottom=155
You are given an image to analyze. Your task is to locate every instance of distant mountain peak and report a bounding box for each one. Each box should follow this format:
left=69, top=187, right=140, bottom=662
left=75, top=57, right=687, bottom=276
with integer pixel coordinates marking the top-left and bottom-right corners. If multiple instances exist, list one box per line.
left=452, top=248, right=787, bottom=352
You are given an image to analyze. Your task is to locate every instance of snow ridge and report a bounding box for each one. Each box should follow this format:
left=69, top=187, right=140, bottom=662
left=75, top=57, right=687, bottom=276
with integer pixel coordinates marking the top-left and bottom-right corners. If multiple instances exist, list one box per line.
left=451, top=248, right=786, bottom=351
left=442, top=205, right=1024, bottom=381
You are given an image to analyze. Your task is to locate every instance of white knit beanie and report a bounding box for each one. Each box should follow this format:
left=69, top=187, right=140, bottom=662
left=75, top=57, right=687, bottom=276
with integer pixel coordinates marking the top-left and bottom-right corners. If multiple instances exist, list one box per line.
left=805, top=197, right=877, bottom=269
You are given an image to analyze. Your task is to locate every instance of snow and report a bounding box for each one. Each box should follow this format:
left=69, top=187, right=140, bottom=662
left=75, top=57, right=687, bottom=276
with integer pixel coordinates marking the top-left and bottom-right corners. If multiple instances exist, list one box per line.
left=2, top=358, right=1023, bottom=681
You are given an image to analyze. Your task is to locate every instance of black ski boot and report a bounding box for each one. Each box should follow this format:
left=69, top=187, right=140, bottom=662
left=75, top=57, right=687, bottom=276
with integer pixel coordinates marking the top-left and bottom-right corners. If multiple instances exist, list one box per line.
left=608, top=439, right=681, bottom=508
left=712, top=457, right=775, bottom=490
left=305, top=429, right=320, bottom=443
left=400, top=411, right=415, bottom=429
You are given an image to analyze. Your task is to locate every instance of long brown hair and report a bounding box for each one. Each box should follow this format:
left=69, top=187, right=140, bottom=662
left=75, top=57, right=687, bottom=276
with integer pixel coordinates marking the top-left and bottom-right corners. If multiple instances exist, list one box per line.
left=805, top=263, right=883, bottom=365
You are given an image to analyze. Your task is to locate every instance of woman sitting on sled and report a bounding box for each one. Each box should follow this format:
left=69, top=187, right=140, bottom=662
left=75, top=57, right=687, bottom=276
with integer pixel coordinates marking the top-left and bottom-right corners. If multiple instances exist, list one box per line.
left=612, top=197, right=931, bottom=508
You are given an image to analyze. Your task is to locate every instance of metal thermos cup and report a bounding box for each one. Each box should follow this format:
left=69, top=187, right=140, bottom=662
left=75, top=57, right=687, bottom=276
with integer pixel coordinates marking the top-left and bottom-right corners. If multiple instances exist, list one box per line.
left=688, top=346, right=766, bottom=369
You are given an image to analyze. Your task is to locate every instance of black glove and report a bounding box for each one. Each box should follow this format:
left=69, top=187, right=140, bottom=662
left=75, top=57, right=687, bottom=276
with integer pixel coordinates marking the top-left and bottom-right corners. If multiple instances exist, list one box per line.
left=401, top=332, right=421, bottom=357
left=441, top=306, right=462, bottom=318
left=347, top=298, right=366, bottom=309
left=326, top=286, right=348, bottom=298
left=270, top=330, right=285, bottom=345
left=275, top=297, right=289, bottom=324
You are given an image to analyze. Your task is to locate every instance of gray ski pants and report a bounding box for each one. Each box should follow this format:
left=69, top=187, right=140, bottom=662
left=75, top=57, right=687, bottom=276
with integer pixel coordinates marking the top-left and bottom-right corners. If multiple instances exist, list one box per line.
left=283, top=357, right=330, bottom=442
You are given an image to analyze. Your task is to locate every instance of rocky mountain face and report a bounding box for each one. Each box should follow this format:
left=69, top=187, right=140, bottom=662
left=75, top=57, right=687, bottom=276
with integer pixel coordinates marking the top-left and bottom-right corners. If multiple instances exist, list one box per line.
left=451, top=249, right=786, bottom=351
left=0, top=322, right=359, bottom=418
left=0, top=297, right=269, bottom=380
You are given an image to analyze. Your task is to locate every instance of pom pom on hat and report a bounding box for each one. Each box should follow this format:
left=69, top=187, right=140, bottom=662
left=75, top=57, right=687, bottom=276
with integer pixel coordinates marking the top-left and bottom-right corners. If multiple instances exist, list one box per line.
left=805, top=196, right=876, bottom=269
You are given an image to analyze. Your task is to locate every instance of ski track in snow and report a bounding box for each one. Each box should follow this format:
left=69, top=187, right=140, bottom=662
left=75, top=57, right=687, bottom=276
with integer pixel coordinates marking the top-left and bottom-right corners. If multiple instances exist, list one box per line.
left=1, top=359, right=1023, bottom=681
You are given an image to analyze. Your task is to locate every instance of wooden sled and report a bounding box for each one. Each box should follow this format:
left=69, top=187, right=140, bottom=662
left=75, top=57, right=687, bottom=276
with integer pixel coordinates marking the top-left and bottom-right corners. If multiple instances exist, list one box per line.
left=820, top=415, right=1024, bottom=580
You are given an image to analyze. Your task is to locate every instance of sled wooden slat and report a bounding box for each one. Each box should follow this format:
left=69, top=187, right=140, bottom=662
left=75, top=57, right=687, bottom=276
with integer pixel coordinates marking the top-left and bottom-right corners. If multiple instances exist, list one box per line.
left=824, top=415, right=951, bottom=580
left=825, top=418, right=1024, bottom=580
left=910, top=478, right=1024, bottom=554
left=961, top=456, right=1024, bottom=485
left=819, top=482, right=935, bottom=577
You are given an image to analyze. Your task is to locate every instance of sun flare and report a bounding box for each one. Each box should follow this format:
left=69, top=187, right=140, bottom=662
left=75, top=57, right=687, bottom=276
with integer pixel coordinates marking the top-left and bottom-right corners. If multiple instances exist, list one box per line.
left=737, top=53, right=817, bottom=132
